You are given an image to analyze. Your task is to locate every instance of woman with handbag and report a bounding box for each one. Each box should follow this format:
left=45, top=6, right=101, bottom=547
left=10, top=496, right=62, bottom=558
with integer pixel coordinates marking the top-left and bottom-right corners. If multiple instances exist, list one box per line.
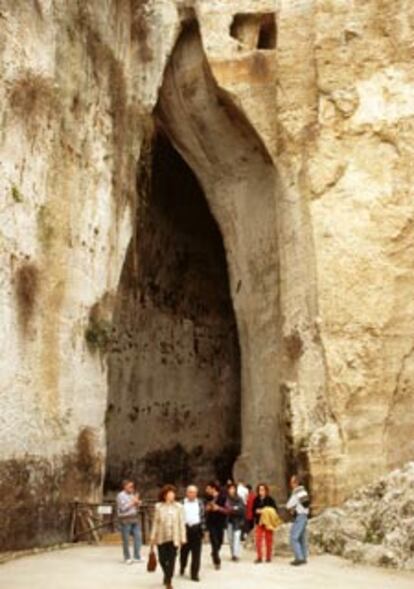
left=150, top=485, right=187, bottom=589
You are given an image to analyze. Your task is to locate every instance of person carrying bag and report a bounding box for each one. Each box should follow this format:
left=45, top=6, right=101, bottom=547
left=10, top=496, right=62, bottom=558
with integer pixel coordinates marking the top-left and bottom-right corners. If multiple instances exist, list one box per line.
left=147, top=546, right=157, bottom=572
left=149, top=485, right=187, bottom=589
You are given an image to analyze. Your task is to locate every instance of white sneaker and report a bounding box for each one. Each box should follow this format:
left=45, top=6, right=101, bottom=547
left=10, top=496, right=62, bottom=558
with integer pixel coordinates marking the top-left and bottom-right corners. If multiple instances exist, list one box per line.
left=125, top=559, right=133, bottom=565
left=133, top=558, right=143, bottom=563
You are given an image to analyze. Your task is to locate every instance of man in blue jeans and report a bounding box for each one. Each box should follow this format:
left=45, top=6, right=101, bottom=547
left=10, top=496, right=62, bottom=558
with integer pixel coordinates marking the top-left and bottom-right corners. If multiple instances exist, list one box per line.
left=286, top=475, right=310, bottom=566
left=116, top=480, right=142, bottom=564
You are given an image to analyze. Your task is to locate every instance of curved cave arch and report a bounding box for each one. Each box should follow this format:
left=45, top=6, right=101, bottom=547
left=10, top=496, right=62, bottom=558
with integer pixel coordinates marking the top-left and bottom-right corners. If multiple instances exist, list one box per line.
left=105, top=22, right=288, bottom=497
left=156, top=23, right=285, bottom=491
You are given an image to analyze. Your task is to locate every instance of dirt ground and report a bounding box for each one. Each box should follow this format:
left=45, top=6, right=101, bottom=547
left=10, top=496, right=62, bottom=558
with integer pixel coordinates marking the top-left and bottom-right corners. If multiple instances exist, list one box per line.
left=0, top=545, right=413, bottom=589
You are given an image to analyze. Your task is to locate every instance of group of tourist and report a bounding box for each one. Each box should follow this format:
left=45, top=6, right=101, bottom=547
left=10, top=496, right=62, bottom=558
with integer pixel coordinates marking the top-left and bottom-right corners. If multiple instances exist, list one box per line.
left=116, top=475, right=310, bottom=589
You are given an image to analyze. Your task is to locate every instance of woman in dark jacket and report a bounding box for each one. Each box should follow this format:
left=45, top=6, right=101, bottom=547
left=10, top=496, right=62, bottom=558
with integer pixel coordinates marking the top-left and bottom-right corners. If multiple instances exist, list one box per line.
left=205, top=482, right=227, bottom=570
left=253, top=483, right=278, bottom=563
left=225, top=483, right=245, bottom=561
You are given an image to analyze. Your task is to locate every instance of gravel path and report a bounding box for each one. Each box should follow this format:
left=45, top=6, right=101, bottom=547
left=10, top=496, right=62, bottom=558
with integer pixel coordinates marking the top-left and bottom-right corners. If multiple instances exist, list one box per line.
left=0, top=545, right=413, bottom=589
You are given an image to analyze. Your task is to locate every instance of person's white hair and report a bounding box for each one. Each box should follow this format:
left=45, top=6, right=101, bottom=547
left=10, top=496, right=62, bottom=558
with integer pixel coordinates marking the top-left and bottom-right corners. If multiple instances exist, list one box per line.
left=186, top=484, right=198, bottom=493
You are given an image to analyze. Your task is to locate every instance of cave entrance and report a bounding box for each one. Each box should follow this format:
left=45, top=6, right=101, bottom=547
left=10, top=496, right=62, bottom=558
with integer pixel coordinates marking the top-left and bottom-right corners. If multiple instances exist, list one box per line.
left=105, top=128, right=241, bottom=494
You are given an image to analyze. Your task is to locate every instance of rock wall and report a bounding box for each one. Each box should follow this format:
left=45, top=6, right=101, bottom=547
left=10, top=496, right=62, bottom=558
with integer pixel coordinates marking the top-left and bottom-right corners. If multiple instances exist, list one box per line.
left=0, top=0, right=414, bottom=550
left=294, top=0, right=414, bottom=506
left=0, top=0, right=180, bottom=550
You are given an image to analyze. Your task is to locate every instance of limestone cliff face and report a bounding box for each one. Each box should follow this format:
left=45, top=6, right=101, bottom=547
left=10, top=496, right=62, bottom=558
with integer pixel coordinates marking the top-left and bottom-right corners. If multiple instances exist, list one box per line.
left=0, top=0, right=179, bottom=549
left=0, top=0, right=413, bottom=550
left=296, top=0, right=414, bottom=506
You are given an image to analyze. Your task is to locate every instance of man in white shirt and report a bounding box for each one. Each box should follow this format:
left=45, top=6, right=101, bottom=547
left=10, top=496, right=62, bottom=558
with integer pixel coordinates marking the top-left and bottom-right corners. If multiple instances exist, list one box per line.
left=180, top=485, right=204, bottom=582
left=286, top=475, right=310, bottom=566
left=236, top=481, right=249, bottom=541
left=237, top=481, right=249, bottom=505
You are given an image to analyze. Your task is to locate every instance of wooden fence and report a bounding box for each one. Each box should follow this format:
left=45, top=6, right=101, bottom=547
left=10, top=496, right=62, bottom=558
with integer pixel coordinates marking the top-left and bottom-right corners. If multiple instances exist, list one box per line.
left=70, top=500, right=156, bottom=545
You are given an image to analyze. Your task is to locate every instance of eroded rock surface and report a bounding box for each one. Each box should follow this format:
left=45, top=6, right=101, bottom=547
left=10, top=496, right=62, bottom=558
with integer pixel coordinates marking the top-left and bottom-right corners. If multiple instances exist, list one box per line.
left=0, top=0, right=414, bottom=552
left=309, top=462, right=414, bottom=570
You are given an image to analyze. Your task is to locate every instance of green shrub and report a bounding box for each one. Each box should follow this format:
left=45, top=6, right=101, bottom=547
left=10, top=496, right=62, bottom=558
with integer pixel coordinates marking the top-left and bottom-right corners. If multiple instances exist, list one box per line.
left=85, top=317, right=112, bottom=353
left=11, top=185, right=24, bottom=203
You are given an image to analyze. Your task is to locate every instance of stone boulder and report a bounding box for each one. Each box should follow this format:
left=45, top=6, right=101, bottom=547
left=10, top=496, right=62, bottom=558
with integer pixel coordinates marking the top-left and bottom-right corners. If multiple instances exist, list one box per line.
left=308, top=463, right=414, bottom=570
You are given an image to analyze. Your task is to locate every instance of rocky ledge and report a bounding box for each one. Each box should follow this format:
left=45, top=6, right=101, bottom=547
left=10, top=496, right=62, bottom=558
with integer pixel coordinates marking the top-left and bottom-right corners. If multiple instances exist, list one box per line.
left=308, top=462, right=414, bottom=570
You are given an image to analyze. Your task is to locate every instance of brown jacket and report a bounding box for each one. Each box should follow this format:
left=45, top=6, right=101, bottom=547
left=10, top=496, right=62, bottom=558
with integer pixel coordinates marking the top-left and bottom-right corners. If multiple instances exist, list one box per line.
left=150, top=502, right=187, bottom=547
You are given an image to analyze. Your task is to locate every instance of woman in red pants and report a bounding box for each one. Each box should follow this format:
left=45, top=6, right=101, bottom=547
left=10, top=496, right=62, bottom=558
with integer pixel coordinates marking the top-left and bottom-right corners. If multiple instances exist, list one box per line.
left=253, top=483, right=278, bottom=563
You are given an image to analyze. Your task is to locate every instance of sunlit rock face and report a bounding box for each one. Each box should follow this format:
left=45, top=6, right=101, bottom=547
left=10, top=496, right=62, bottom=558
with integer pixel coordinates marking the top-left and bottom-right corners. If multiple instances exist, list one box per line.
left=1, top=0, right=413, bottom=551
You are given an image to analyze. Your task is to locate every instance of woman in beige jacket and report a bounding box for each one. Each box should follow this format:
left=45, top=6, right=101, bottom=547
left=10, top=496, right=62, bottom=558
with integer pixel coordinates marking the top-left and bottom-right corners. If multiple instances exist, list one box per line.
left=150, top=485, right=187, bottom=589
